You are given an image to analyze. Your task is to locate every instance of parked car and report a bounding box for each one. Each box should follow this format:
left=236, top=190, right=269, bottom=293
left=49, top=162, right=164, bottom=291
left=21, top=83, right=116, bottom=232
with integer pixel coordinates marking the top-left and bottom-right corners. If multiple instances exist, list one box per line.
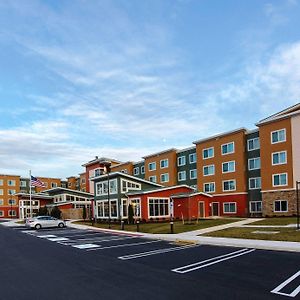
left=26, top=216, right=66, bottom=230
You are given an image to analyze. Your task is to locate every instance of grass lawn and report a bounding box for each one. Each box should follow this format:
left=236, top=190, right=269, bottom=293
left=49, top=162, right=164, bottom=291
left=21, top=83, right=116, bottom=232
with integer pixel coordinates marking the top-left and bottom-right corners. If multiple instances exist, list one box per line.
left=251, top=217, right=298, bottom=226
left=203, top=227, right=300, bottom=242
left=75, top=218, right=243, bottom=234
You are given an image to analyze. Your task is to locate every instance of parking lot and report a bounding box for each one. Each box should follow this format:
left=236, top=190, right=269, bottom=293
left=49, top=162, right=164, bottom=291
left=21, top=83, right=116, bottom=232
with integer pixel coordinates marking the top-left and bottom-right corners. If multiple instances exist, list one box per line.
left=10, top=225, right=300, bottom=299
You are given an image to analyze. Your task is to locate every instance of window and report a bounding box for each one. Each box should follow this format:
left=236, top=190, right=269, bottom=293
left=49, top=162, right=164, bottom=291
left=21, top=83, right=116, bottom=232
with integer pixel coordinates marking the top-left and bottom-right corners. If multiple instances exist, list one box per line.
left=273, top=173, right=287, bottom=186
left=0, top=189, right=3, bottom=195
left=8, top=180, right=15, bottom=186
left=272, top=151, right=287, bottom=165
left=81, top=178, right=86, bottom=184
left=148, top=162, right=156, bottom=171
left=223, top=180, right=236, bottom=191
left=97, top=199, right=118, bottom=218
left=8, top=199, right=16, bottom=205
left=94, top=168, right=103, bottom=177
left=248, top=158, right=261, bottom=170
left=271, top=129, right=286, bottom=144
left=190, top=169, right=197, bottom=180
left=121, top=169, right=128, bottom=174
left=177, top=156, right=186, bottom=166
left=221, top=142, right=234, bottom=155
left=20, top=180, right=27, bottom=187
left=133, top=167, right=139, bottom=176
left=0, top=179, right=3, bottom=186
left=249, top=177, right=261, bottom=189
left=203, top=165, right=215, bottom=176
left=0, top=199, right=3, bottom=205
left=250, top=201, right=262, bottom=213
left=204, top=182, right=215, bottom=193
left=96, top=179, right=118, bottom=195
left=149, top=176, right=157, bottom=183
left=160, top=173, right=169, bottom=183
left=121, top=179, right=140, bottom=193
left=274, top=200, right=288, bottom=212
left=203, top=147, right=214, bottom=159
left=0, top=211, right=3, bottom=217
left=68, top=182, right=72, bottom=187
left=130, top=198, right=141, bottom=217
left=222, top=161, right=235, bottom=173
left=189, top=153, right=197, bottom=163
left=51, top=182, right=57, bottom=188
left=141, top=166, right=145, bottom=174
left=8, top=210, right=16, bottom=217
left=8, top=190, right=15, bottom=195
left=178, top=171, right=186, bottom=181
left=160, top=159, right=168, bottom=169
left=223, top=202, right=236, bottom=213
left=247, top=138, right=260, bottom=151
left=121, top=199, right=128, bottom=218
left=148, top=198, right=169, bottom=217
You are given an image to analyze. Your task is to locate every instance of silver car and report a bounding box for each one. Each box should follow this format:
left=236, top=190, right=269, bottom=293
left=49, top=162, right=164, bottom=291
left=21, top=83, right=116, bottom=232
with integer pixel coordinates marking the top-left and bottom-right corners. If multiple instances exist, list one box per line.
left=26, top=216, right=66, bottom=230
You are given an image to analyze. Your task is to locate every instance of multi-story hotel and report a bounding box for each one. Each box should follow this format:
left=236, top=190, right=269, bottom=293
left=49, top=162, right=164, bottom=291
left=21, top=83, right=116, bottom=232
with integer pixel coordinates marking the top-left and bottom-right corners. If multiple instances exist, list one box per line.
left=1, top=103, right=299, bottom=219
left=84, top=103, right=300, bottom=219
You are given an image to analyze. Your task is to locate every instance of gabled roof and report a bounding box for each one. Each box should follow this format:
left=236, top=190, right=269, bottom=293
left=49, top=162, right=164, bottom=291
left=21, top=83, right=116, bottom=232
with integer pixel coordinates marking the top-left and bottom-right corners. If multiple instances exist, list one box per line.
left=256, top=103, right=300, bottom=126
left=91, top=171, right=163, bottom=188
left=193, top=128, right=247, bottom=145
left=126, top=185, right=194, bottom=196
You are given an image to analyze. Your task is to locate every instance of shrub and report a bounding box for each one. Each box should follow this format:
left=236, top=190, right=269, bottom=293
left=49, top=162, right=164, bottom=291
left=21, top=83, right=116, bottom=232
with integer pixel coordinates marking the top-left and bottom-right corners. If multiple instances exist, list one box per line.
left=51, top=206, right=62, bottom=219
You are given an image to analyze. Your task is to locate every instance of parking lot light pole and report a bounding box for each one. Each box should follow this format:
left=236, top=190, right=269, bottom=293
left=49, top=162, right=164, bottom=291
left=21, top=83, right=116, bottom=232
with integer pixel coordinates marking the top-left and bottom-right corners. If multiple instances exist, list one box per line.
left=297, top=181, right=300, bottom=230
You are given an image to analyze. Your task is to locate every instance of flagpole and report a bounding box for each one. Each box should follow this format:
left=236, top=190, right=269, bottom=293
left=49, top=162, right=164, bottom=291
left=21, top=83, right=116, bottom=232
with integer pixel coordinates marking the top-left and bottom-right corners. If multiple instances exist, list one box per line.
left=29, top=169, right=32, bottom=218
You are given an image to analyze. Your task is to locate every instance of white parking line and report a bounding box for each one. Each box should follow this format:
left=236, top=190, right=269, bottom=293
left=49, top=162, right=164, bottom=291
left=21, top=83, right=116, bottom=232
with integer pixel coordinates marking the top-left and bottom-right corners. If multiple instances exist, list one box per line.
left=72, top=244, right=100, bottom=249
left=62, top=232, right=120, bottom=238
left=76, top=236, right=137, bottom=243
left=86, top=240, right=161, bottom=251
left=271, top=270, right=300, bottom=298
left=37, top=235, right=57, bottom=238
left=48, top=237, right=70, bottom=242
left=172, top=248, right=255, bottom=273
left=118, top=244, right=197, bottom=260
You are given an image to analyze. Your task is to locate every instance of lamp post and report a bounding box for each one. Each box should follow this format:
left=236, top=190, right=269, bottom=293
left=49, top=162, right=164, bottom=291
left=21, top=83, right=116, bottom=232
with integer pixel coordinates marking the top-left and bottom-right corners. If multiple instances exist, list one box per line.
left=102, top=161, right=111, bottom=229
left=297, top=181, right=300, bottom=230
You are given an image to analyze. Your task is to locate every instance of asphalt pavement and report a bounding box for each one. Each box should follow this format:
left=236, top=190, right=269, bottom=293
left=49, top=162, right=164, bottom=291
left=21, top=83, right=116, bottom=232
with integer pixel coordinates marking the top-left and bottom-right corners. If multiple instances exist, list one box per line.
left=1, top=224, right=300, bottom=300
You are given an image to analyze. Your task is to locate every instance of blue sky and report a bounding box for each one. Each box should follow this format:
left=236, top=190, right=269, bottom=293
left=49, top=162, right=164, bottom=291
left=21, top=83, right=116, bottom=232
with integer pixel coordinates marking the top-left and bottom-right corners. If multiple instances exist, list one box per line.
left=1, top=0, right=300, bottom=178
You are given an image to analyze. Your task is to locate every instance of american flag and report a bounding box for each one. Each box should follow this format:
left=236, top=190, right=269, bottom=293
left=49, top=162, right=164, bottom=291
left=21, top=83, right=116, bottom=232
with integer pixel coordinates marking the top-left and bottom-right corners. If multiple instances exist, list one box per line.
left=30, top=176, right=46, bottom=188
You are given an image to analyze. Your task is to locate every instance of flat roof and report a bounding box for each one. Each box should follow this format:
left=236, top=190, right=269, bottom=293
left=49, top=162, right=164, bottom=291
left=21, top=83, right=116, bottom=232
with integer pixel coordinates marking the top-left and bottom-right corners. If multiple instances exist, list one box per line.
left=142, top=148, right=178, bottom=159
left=91, top=171, right=163, bottom=187
left=82, top=157, right=122, bottom=167
left=193, top=127, right=247, bottom=145
left=126, top=185, right=193, bottom=196
left=42, top=187, right=93, bottom=197
left=256, top=103, right=300, bottom=126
